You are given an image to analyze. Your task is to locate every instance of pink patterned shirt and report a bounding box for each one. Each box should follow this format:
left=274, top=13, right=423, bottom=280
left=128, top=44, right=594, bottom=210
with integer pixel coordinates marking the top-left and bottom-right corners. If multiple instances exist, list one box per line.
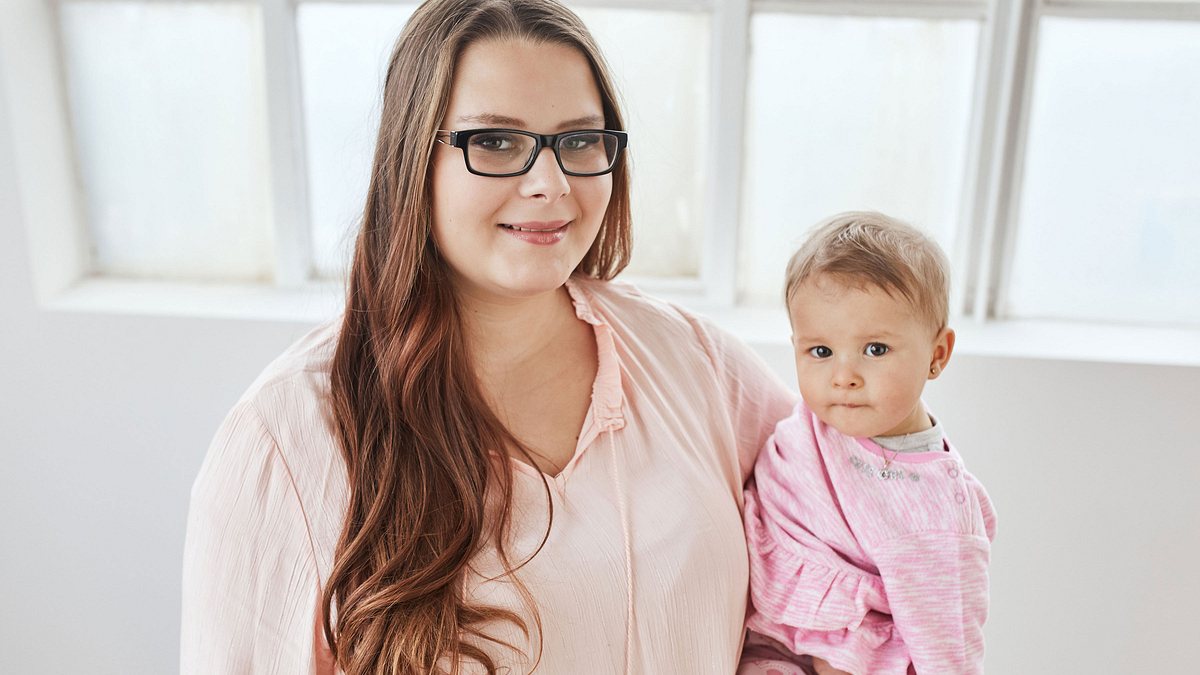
left=743, top=403, right=997, bottom=674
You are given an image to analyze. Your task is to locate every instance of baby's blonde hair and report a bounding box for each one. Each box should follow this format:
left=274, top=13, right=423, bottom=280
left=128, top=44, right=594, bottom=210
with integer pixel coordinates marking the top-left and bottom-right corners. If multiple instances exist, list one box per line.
left=784, top=211, right=950, bottom=331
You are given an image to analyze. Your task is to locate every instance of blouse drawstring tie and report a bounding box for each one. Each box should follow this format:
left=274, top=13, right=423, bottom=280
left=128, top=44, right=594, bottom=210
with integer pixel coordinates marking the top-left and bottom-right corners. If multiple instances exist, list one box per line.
left=608, top=428, right=635, bottom=673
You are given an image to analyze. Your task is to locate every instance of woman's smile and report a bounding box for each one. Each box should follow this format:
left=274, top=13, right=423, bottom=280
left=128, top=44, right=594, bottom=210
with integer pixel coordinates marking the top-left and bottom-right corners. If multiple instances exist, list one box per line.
left=498, top=219, right=571, bottom=245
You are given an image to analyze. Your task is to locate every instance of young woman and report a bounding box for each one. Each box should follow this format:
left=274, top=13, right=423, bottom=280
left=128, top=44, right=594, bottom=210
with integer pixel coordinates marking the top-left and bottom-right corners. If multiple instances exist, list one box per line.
left=181, top=1, right=795, bottom=672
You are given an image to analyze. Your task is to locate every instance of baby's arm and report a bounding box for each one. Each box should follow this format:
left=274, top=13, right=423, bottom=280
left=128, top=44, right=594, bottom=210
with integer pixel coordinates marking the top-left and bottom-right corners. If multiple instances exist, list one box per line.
left=869, top=470, right=995, bottom=674
left=811, top=657, right=852, bottom=675
left=873, top=531, right=990, bottom=673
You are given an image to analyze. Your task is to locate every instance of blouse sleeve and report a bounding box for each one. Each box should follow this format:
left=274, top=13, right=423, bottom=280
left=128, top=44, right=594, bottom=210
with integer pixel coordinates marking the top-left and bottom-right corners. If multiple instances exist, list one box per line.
left=685, top=313, right=798, bottom=482
left=181, top=401, right=335, bottom=675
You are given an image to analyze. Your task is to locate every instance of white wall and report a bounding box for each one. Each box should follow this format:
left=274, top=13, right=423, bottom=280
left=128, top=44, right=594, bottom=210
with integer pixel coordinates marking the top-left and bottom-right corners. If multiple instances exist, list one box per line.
left=3, top=62, right=1199, bottom=675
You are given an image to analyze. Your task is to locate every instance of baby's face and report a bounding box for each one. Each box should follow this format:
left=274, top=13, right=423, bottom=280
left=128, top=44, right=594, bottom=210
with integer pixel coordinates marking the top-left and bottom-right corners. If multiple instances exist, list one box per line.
left=788, top=274, right=953, bottom=438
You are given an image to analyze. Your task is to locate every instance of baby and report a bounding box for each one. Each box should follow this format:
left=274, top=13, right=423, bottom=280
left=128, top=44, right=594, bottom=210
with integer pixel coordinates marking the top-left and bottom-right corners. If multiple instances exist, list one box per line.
left=739, top=212, right=996, bottom=675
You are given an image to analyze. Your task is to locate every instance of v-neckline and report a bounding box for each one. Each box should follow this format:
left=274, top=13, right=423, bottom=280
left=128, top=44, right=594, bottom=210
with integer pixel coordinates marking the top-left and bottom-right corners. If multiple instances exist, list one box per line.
left=506, top=278, right=626, bottom=486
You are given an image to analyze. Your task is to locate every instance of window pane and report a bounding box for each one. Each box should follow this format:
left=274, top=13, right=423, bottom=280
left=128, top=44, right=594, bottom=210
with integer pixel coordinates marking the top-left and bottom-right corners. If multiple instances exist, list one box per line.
left=1008, top=18, right=1200, bottom=326
left=297, top=2, right=417, bottom=280
left=60, top=1, right=272, bottom=281
left=740, top=14, right=978, bottom=306
left=575, top=8, right=709, bottom=279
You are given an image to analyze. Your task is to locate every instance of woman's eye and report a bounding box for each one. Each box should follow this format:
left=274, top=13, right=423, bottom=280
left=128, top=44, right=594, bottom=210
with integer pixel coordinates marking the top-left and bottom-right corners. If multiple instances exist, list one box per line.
left=865, top=343, right=889, bottom=357
left=808, top=346, right=832, bottom=359
left=561, top=134, right=600, bottom=153
left=470, top=133, right=517, bottom=152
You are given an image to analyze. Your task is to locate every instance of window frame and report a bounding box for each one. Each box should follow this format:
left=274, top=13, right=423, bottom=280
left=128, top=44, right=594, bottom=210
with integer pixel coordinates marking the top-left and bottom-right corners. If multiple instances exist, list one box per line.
left=3, top=0, right=1199, bottom=366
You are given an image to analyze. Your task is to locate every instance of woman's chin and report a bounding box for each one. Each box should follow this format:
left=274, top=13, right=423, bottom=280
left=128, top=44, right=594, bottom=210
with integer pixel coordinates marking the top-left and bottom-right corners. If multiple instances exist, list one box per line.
left=452, top=267, right=576, bottom=303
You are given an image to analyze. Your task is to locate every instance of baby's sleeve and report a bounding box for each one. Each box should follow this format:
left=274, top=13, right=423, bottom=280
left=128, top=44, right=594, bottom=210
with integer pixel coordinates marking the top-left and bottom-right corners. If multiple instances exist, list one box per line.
left=180, top=401, right=335, bottom=675
left=869, top=469, right=995, bottom=675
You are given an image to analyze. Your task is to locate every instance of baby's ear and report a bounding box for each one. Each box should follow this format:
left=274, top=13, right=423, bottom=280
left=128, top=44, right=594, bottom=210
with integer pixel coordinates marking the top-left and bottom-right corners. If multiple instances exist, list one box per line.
left=928, top=327, right=955, bottom=379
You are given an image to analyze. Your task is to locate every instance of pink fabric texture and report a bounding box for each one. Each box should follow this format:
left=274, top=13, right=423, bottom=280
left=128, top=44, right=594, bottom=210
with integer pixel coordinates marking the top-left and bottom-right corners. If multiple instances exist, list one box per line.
left=181, top=278, right=796, bottom=674
left=745, top=403, right=996, bottom=675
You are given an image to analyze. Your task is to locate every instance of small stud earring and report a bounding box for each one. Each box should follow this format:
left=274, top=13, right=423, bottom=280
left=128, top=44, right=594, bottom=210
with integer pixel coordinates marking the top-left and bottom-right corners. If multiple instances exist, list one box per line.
left=930, top=365, right=939, bottom=376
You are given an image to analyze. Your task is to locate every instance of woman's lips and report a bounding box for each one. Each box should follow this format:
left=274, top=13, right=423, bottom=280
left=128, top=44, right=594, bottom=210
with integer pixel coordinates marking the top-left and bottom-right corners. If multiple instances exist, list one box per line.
left=498, top=220, right=569, bottom=245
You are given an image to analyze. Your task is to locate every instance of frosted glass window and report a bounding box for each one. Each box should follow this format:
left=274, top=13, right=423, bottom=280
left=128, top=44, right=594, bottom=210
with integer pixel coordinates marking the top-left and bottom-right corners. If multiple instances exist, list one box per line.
left=740, top=14, right=978, bottom=306
left=1007, top=19, right=1200, bottom=326
left=60, top=1, right=272, bottom=281
left=297, top=3, right=417, bottom=280
left=574, top=9, right=710, bottom=279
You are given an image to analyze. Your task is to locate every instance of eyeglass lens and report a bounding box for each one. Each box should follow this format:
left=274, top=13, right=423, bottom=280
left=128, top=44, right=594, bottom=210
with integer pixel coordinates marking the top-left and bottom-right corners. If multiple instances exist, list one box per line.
left=466, top=131, right=619, bottom=176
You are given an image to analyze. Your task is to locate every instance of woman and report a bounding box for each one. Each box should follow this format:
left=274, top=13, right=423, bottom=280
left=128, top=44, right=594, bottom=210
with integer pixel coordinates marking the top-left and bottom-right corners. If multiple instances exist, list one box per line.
left=181, top=1, right=796, bottom=672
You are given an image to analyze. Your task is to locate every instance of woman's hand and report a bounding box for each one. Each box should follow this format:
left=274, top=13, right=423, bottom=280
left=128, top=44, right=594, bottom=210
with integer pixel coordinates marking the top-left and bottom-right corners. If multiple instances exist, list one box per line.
left=811, top=656, right=853, bottom=675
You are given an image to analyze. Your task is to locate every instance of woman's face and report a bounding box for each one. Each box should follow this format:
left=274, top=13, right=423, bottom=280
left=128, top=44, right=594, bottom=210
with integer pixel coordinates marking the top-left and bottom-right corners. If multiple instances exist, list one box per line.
left=431, top=39, right=612, bottom=302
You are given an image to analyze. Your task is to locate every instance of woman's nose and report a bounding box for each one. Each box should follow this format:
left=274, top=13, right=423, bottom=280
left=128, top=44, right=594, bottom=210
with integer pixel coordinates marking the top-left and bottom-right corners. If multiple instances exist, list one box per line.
left=518, top=147, right=571, bottom=201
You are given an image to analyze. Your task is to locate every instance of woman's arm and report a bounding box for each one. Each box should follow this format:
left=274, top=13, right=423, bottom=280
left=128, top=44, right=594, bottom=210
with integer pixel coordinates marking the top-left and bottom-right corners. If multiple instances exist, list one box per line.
left=181, top=402, right=333, bottom=675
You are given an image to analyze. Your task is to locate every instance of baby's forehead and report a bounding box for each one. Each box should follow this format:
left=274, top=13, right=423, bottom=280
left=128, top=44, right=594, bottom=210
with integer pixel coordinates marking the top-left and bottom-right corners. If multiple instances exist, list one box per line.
left=791, top=320, right=924, bottom=341
left=790, top=274, right=910, bottom=310
left=801, top=272, right=893, bottom=296
left=789, top=277, right=939, bottom=338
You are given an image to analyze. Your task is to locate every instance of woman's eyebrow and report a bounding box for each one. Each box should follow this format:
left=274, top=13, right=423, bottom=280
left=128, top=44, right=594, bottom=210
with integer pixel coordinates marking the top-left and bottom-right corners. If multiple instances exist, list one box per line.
left=457, top=113, right=525, bottom=127
left=556, top=115, right=605, bottom=130
left=454, top=113, right=605, bottom=130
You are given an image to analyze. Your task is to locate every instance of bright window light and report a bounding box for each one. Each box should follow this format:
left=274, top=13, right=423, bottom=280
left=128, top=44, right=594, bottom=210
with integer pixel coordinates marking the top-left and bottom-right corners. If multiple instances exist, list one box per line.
left=60, top=1, right=273, bottom=281
left=1008, top=17, right=1200, bottom=326
left=739, top=13, right=979, bottom=306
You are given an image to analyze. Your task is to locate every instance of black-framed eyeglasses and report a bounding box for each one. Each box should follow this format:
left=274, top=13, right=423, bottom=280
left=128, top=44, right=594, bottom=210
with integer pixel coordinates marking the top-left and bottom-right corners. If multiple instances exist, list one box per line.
left=435, top=128, right=628, bottom=177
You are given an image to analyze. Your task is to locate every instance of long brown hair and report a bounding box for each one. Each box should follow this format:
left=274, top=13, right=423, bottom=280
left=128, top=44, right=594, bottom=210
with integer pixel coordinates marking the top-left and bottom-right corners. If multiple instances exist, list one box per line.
left=323, top=1, right=631, bottom=673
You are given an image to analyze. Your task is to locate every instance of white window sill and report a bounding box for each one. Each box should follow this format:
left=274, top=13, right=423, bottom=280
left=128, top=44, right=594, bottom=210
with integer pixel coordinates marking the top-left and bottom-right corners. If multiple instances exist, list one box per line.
left=44, top=276, right=344, bottom=324
left=43, top=276, right=1200, bottom=369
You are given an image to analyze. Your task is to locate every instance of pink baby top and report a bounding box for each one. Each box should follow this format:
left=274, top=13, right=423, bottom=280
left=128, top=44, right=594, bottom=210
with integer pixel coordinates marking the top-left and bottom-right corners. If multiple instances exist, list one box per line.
left=181, top=277, right=797, bottom=674
left=743, top=403, right=996, bottom=675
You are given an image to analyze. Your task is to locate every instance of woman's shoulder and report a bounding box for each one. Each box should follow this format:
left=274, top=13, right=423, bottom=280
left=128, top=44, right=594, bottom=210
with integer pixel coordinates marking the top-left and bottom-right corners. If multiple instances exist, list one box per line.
left=203, top=320, right=341, bottom=473
left=572, top=275, right=793, bottom=392
left=192, top=317, right=348, bottom=569
left=569, top=276, right=681, bottom=320
left=205, top=315, right=342, bottom=445
left=237, top=317, right=341, bottom=410
left=569, top=276, right=724, bottom=355
left=218, top=317, right=345, bottom=468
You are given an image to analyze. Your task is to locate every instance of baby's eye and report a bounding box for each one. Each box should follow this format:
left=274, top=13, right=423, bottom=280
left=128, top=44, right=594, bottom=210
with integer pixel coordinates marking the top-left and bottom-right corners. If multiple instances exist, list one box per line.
left=808, top=345, right=832, bottom=359
left=864, top=343, right=890, bottom=357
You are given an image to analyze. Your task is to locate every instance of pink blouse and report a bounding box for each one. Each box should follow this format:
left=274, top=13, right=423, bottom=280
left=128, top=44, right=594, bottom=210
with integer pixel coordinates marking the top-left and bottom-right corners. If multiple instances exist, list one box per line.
left=181, top=277, right=796, bottom=674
